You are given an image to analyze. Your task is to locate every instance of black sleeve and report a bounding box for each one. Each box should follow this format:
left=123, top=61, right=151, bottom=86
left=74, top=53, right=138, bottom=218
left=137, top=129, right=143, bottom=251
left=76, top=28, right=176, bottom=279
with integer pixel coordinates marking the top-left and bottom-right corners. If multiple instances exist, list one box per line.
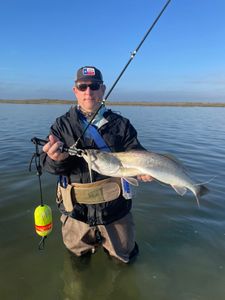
left=40, top=152, right=77, bottom=175
left=40, top=118, right=78, bottom=175
left=121, top=120, right=146, bottom=151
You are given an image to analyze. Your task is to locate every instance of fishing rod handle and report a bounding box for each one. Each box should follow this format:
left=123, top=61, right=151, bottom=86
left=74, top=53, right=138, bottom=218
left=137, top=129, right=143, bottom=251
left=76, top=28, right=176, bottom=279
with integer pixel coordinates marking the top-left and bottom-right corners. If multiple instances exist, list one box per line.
left=31, top=137, right=48, bottom=146
left=31, top=137, right=66, bottom=153
left=31, top=136, right=83, bottom=156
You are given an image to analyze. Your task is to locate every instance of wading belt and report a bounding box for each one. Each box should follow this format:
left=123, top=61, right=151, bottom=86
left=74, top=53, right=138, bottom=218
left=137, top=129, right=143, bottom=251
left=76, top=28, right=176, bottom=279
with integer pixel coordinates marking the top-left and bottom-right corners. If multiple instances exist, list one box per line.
left=57, top=177, right=122, bottom=211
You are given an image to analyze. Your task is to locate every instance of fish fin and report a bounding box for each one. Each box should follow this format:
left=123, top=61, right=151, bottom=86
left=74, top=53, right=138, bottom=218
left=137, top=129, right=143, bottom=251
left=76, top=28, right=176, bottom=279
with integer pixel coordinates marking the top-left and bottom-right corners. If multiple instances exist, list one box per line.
left=120, top=167, right=140, bottom=177
left=194, top=175, right=216, bottom=186
left=123, top=177, right=139, bottom=186
left=192, top=184, right=209, bottom=208
left=195, top=195, right=200, bottom=208
left=172, top=185, right=187, bottom=196
left=192, top=177, right=212, bottom=207
left=196, top=184, right=209, bottom=197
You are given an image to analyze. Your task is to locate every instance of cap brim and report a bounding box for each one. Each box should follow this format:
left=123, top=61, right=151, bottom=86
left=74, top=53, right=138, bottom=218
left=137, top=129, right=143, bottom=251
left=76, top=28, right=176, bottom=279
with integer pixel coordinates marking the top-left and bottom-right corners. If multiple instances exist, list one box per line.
left=75, top=77, right=103, bottom=83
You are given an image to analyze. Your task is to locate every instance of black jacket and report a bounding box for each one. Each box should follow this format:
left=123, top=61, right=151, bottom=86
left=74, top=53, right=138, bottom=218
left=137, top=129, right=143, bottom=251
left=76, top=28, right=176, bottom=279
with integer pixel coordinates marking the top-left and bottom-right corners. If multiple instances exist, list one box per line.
left=41, top=106, right=145, bottom=225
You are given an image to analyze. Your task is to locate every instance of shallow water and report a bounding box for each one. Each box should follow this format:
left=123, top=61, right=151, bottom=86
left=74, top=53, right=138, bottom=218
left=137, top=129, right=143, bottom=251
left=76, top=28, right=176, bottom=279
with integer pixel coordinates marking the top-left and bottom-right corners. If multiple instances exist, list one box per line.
left=0, top=104, right=225, bottom=300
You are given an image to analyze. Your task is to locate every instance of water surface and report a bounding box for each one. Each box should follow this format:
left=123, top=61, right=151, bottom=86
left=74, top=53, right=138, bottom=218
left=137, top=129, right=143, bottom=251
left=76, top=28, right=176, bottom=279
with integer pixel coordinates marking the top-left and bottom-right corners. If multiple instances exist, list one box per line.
left=0, top=104, right=225, bottom=300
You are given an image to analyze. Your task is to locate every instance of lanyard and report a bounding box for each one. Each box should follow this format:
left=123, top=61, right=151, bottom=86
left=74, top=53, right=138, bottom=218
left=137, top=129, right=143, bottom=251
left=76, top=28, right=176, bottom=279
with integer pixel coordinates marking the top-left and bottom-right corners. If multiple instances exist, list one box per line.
left=78, top=110, right=111, bottom=152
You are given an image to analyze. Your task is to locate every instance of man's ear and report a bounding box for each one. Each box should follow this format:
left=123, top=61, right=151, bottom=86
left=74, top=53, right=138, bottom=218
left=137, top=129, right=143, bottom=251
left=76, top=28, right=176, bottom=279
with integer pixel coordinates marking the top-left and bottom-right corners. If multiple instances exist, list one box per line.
left=72, top=86, right=77, bottom=96
left=102, top=84, right=106, bottom=93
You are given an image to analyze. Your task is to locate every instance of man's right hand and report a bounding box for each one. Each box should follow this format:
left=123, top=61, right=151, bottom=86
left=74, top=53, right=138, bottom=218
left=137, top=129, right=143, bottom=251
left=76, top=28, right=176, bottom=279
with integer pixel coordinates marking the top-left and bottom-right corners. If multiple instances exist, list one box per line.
left=43, top=134, right=69, bottom=161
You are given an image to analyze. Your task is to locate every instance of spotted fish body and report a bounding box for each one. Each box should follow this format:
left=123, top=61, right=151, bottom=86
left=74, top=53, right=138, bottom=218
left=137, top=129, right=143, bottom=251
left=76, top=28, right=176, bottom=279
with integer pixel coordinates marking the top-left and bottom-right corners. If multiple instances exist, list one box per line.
left=82, top=150, right=209, bottom=206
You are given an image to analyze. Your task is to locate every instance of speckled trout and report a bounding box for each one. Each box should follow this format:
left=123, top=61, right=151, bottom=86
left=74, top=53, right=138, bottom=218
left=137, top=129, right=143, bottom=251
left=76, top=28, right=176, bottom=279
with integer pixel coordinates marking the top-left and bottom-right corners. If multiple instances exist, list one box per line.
left=82, top=149, right=209, bottom=206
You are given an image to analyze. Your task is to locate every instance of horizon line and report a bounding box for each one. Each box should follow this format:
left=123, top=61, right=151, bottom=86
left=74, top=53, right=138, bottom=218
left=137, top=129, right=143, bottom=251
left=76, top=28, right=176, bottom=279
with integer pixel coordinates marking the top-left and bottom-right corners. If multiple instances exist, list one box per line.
left=0, top=99, right=225, bottom=107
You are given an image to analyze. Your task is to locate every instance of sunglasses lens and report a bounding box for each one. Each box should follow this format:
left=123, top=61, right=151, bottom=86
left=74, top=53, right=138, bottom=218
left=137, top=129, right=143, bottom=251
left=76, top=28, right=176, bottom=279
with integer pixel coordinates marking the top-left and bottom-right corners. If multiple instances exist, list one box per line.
left=77, top=83, right=101, bottom=91
left=77, top=84, right=87, bottom=91
left=90, top=83, right=100, bottom=90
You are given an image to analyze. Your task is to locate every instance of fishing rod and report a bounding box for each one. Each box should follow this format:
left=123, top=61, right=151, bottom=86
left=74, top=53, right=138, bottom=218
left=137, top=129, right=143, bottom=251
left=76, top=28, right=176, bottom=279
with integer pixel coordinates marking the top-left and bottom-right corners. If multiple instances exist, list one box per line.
left=74, top=0, right=172, bottom=147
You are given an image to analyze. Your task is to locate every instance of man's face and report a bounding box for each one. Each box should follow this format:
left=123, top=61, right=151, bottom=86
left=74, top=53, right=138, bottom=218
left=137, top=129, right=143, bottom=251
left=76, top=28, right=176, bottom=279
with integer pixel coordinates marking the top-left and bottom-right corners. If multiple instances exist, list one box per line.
left=73, top=81, right=106, bottom=112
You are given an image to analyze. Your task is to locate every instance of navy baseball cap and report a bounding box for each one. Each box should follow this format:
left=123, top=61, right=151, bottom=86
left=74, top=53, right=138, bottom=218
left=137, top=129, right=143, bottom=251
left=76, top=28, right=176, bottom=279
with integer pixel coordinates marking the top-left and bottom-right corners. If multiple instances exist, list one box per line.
left=75, top=66, right=103, bottom=83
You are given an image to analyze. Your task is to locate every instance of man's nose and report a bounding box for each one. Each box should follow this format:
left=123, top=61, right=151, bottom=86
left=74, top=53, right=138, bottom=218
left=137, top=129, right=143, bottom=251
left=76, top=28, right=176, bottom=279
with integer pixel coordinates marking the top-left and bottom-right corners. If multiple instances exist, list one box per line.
left=85, top=87, right=93, bottom=94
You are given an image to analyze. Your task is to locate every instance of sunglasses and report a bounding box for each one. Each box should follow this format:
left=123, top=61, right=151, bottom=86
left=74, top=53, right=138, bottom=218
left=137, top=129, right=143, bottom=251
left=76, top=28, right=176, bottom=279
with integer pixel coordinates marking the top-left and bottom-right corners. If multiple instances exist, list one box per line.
left=76, top=82, right=101, bottom=91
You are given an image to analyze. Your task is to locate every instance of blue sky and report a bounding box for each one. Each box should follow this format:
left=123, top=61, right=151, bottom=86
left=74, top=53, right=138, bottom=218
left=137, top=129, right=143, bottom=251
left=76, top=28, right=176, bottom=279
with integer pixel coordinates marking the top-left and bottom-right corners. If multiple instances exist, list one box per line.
left=0, top=0, right=225, bottom=102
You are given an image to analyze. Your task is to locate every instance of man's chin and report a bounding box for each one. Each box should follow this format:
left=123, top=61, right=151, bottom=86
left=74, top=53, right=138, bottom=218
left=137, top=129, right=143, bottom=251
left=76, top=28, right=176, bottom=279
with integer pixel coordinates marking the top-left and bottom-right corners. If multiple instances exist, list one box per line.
left=86, top=102, right=101, bottom=111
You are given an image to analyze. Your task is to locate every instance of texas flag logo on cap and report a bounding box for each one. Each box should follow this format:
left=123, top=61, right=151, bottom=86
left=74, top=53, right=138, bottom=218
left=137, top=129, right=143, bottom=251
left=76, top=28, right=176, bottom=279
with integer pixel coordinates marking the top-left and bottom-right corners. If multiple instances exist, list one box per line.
left=83, top=67, right=95, bottom=76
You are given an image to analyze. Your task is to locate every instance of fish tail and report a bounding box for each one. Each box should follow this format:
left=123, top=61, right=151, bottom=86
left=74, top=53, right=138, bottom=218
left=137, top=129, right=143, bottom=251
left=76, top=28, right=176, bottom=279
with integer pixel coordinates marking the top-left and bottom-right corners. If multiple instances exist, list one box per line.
left=197, top=184, right=209, bottom=197
left=194, top=184, right=209, bottom=207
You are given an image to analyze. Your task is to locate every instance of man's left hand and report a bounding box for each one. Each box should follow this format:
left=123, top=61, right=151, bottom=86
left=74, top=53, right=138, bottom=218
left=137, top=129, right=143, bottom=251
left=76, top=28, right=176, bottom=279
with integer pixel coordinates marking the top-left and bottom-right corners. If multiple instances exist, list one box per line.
left=137, top=175, right=154, bottom=182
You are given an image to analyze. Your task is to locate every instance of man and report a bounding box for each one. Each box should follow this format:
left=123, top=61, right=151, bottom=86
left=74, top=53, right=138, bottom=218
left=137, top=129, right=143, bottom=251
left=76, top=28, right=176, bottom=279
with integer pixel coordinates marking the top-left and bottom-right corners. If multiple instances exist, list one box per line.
left=41, top=66, right=152, bottom=263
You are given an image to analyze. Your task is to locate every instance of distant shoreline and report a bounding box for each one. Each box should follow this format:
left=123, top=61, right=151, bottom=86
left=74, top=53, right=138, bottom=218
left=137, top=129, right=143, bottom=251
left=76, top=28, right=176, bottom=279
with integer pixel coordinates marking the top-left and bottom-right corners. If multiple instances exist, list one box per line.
left=0, top=99, right=225, bottom=107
